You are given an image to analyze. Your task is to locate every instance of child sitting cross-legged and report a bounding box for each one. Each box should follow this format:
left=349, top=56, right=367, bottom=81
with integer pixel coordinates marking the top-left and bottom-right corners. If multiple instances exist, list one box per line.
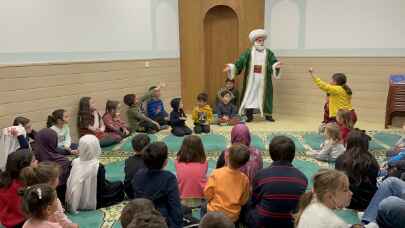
left=169, top=98, right=192, bottom=137
left=192, top=93, right=213, bottom=134
left=204, top=144, right=250, bottom=224
left=215, top=89, right=240, bottom=126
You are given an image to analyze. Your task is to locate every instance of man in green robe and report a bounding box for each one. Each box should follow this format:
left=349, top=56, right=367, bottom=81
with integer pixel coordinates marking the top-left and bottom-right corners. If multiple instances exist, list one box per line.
left=224, top=29, right=281, bottom=122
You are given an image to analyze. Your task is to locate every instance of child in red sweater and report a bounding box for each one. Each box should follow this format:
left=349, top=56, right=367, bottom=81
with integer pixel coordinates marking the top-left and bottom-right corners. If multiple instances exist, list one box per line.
left=0, top=149, right=36, bottom=228
left=336, top=109, right=355, bottom=145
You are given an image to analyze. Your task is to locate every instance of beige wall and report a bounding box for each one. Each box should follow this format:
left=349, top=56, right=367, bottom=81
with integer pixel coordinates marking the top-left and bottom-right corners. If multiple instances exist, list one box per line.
left=273, top=57, right=405, bottom=127
left=1, top=57, right=404, bottom=139
left=0, top=59, right=181, bottom=139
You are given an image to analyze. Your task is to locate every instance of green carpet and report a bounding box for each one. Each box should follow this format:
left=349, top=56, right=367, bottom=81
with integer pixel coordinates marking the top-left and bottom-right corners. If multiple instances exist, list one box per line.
left=3, top=130, right=402, bottom=228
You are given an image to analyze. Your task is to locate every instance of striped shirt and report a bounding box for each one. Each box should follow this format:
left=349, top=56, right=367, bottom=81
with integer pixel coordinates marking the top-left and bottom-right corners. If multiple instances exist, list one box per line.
left=248, top=161, right=308, bottom=228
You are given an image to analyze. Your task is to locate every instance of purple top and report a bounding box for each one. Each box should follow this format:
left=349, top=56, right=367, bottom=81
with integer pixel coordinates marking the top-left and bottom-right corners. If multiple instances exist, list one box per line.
left=34, top=128, right=71, bottom=185
left=225, top=124, right=263, bottom=183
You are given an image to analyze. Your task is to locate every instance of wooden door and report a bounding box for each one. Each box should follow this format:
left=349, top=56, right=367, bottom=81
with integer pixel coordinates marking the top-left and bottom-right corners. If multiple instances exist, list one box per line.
left=204, top=6, right=239, bottom=107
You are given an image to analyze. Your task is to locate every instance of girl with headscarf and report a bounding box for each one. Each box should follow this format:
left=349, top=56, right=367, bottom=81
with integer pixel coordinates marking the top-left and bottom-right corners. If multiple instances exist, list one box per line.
left=65, top=135, right=124, bottom=213
left=33, top=128, right=72, bottom=201
left=216, top=123, right=263, bottom=183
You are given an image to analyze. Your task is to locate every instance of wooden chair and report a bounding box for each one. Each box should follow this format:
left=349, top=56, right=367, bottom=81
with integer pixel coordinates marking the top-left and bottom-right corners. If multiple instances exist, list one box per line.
left=385, top=75, right=405, bottom=128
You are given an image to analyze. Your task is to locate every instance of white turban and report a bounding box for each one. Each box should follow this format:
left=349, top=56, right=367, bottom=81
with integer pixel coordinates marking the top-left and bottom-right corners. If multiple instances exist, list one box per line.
left=249, top=29, right=267, bottom=43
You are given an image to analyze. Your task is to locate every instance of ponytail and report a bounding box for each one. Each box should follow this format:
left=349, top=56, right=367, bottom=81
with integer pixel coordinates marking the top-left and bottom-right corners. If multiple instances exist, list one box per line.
left=342, top=84, right=352, bottom=96
left=46, top=109, right=66, bottom=128
left=332, top=73, right=352, bottom=95
left=294, top=192, right=314, bottom=226
left=46, top=115, right=56, bottom=128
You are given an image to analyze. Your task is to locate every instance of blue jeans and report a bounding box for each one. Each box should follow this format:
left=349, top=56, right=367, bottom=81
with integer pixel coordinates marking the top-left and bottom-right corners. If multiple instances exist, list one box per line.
left=362, top=177, right=405, bottom=223
left=376, top=196, right=405, bottom=228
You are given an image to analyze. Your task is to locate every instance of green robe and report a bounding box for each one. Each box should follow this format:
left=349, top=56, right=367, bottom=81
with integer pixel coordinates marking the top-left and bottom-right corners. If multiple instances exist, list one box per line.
left=233, top=48, right=279, bottom=116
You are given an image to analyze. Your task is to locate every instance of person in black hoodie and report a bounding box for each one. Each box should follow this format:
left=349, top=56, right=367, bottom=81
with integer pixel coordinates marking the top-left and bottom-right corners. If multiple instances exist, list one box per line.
left=215, top=90, right=240, bottom=126
left=170, top=98, right=192, bottom=137
left=124, top=133, right=150, bottom=198
left=130, top=142, right=183, bottom=228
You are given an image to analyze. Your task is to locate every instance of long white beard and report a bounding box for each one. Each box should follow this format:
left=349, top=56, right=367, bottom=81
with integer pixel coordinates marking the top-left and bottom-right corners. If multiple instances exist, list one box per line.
left=254, top=42, right=265, bottom=52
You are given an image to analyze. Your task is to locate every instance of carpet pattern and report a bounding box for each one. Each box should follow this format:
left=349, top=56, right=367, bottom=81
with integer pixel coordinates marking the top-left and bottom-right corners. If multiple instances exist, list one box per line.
left=2, top=130, right=402, bottom=228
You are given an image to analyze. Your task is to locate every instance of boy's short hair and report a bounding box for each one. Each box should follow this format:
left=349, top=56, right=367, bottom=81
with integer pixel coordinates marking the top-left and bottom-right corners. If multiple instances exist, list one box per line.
left=197, top=92, right=208, bottom=102
left=220, top=90, right=233, bottom=98
left=127, top=210, right=167, bottom=228
left=200, top=212, right=235, bottom=228
left=124, top=94, right=135, bottom=106
left=228, top=144, right=250, bottom=169
left=269, top=136, right=295, bottom=162
left=120, top=198, right=156, bottom=228
left=149, top=86, right=157, bottom=91
left=142, top=142, right=168, bottom=170
left=131, top=134, right=151, bottom=153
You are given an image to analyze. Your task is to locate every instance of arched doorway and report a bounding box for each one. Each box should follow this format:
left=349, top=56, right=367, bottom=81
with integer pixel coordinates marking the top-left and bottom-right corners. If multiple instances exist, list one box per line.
left=204, top=6, right=239, bottom=107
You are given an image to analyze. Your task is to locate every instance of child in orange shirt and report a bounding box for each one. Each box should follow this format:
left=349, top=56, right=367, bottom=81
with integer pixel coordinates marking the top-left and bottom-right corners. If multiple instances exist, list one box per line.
left=204, top=144, right=250, bottom=223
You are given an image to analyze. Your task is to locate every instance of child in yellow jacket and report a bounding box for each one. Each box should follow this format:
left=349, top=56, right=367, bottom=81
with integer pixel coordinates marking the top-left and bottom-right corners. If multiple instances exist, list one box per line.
left=192, top=93, right=213, bottom=134
left=309, top=68, right=357, bottom=124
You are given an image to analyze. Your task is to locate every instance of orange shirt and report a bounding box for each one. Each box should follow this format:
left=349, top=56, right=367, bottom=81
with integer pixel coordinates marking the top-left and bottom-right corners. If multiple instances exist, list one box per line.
left=204, top=166, right=250, bottom=222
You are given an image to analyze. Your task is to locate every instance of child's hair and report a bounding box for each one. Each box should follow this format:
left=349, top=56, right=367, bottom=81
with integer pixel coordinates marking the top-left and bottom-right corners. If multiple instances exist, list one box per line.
left=332, top=73, right=352, bottom=95
left=123, top=94, right=136, bottom=107
left=269, top=136, right=296, bottom=163
left=228, top=144, right=250, bottom=169
left=295, top=169, right=347, bottom=225
left=225, top=78, right=235, bottom=84
left=149, top=86, right=157, bottom=92
left=126, top=210, right=167, bottom=228
left=120, top=198, right=156, bottom=228
left=340, top=129, right=378, bottom=185
left=336, top=109, right=354, bottom=129
left=197, top=92, right=208, bottom=102
left=324, top=123, right=341, bottom=142
left=170, top=98, right=183, bottom=113
left=220, top=90, right=233, bottom=98
left=105, top=100, right=120, bottom=115
left=78, top=97, right=92, bottom=129
left=142, top=142, right=168, bottom=170
left=13, top=116, right=30, bottom=126
left=177, top=135, right=206, bottom=163
left=200, top=211, right=235, bottom=228
left=0, top=149, right=34, bottom=188
left=20, top=162, right=60, bottom=187
left=21, top=183, right=56, bottom=220
left=46, top=109, right=66, bottom=128
left=131, top=133, right=151, bottom=153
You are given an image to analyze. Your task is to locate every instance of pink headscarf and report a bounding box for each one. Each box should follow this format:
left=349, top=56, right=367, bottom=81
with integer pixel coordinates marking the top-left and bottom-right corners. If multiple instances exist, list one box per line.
left=226, top=124, right=263, bottom=183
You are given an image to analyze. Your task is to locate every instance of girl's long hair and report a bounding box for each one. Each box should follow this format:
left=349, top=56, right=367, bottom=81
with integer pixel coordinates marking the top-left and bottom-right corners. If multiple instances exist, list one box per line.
left=78, top=97, right=92, bottom=129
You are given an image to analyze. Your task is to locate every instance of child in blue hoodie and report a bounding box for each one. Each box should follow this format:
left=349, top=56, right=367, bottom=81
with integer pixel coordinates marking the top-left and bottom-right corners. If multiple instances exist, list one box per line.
left=147, top=85, right=169, bottom=128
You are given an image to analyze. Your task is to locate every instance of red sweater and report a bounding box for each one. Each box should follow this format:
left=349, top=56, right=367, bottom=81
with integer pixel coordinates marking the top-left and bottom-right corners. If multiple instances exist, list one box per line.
left=339, top=125, right=351, bottom=145
left=0, top=180, right=25, bottom=228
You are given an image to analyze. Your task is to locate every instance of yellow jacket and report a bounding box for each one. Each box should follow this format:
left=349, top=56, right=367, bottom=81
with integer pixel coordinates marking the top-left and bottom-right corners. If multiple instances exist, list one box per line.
left=192, top=104, right=213, bottom=124
left=313, top=77, right=353, bottom=117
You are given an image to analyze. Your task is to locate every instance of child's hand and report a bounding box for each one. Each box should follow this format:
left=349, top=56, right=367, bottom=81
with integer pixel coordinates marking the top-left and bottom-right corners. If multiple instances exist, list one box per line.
left=71, top=150, right=79, bottom=156
left=9, top=127, right=18, bottom=136
left=223, top=116, right=230, bottom=121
